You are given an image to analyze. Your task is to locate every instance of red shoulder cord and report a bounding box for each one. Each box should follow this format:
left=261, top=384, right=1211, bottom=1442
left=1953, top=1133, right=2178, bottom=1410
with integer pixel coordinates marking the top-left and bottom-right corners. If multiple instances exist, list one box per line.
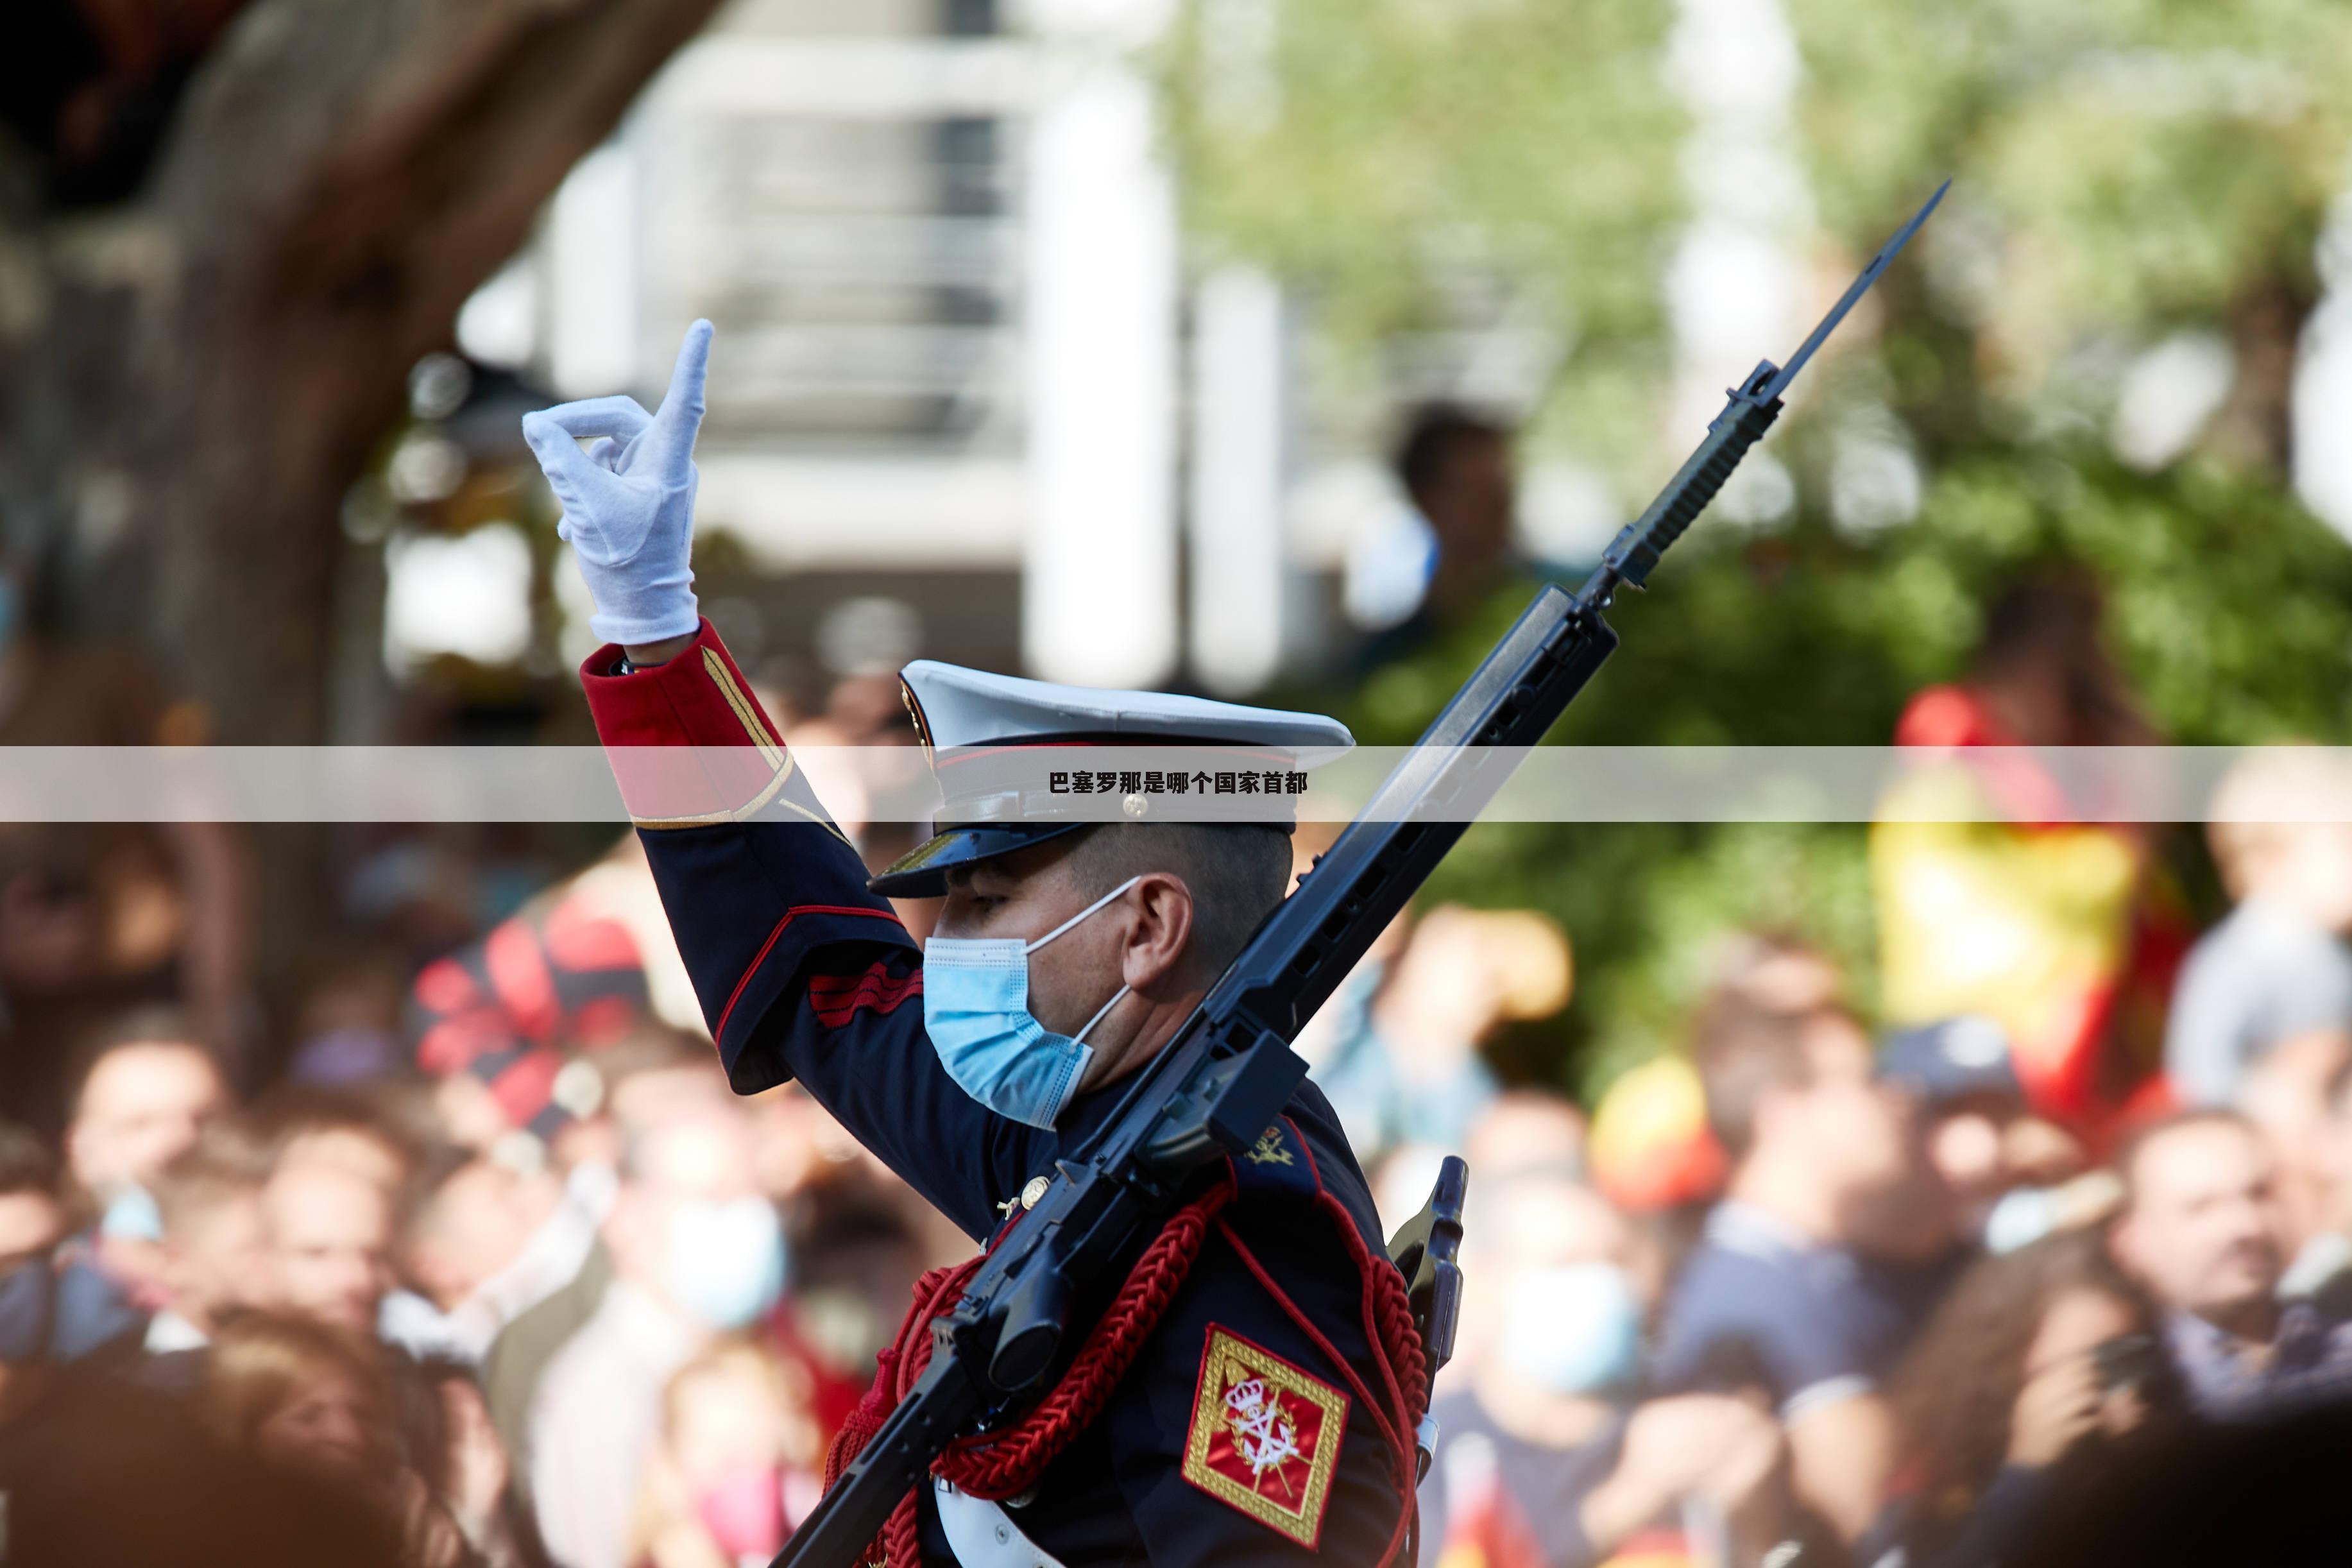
left=822, top=1182, right=1429, bottom=1568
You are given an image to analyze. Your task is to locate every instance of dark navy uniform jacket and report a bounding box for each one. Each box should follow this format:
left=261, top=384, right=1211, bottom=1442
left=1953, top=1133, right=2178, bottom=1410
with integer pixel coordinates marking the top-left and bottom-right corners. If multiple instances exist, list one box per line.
left=583, top=622, right=1412, bottom=1567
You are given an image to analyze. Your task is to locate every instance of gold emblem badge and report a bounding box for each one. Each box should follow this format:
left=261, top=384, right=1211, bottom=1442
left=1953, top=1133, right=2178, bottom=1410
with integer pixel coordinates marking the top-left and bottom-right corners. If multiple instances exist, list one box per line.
left=1245, top=1125, right=1294, bottom=1166
left=1181, top=1325, right=1347, bottom=1547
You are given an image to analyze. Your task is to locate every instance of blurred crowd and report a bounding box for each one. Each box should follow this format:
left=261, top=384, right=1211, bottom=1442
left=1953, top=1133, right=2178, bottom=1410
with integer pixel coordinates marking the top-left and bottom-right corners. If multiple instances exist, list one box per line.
left=8, top=429, right=2352, bottom=1568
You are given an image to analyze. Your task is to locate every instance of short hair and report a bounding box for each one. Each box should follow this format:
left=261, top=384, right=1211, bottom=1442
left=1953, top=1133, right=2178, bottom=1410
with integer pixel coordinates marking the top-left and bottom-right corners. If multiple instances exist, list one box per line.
left=246, top=1086, right=413, bottom=1170
left=64, top=1007, right=215, bottom=1123
left=1393, top=405, right=1507, bottom=504
left=149, top=1125, right=268, bottom=1238
left=0, top=1121, right=56, bottom=1199
left=1065, top=823, right=1291, bottom=978
left=1689, top=994, right=1819, bottom=1164
left=2114, top=1108, right=2262, bottom=1211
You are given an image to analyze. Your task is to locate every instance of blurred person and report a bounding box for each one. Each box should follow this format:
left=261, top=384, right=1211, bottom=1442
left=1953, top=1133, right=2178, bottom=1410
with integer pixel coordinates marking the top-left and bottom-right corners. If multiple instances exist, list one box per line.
left=2004, top=1389, right=2352, bottom=1568
left=389, top=1146, right=572, bottom=1362
left=776, top=1188, right=932, bottom=1442
left=0, top=1120, right=65, bottom=1274
left=411, top=1356, right=553, bottom=1568
left=64, top=1005, right=228, bottom=1220
left=2107, top=1109, right=2352, bottom=1419
left=285, top=941, right=412, bottom=1087
left=1873, top=1230, right=2174, bottom=1568
left=253, top=1084, right=418, bottom=1197
left=527, top=321, right=1441, bottom=1567
left=1585, top=935, right=1846, bottom=1220
left=1652, top=994, right=1959, bottom=1542
left=265, top=1159, right=395, bottom=1332
left=407, top=891, right=656, bottom=1155
left=477, top=1027, right=726, bottom=1479
left=2165, top=749, right=2352, bottom=1247
left=206, top=1311, right=470, bottom=1568
left=1313, top=904, right=1571, bottom=1163
left=1877, top=1017, right=2115, bottom=1254
left=527, top=1103, right=786, bottom=1568
left=1465, top=1086, right=1588, bottom=1183
left=1344, top=405, right=1520, bottom=645
left=630, top=1337, right=826, bottom=1568
left=0, top=1359, right=406, bottom=1568
left=52, top=1008, right=229, bottom=1355
left=1875, top=570, right=2188, bottom=1134
left=2284, top=1055, right=2352, bottom=1311
left=0, top=1121, right=67, bottom=1383
left=1421, top=1170, right=1787, bottom=1568
left=126, top=1125, right=272, bottom=1384
left=558, top=834, right=710, bottom=1037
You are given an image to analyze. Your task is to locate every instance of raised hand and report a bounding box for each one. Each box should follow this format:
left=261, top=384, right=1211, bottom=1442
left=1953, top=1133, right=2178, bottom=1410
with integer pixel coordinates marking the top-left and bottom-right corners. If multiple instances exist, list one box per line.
left=521, top=320, right=714, bottom=646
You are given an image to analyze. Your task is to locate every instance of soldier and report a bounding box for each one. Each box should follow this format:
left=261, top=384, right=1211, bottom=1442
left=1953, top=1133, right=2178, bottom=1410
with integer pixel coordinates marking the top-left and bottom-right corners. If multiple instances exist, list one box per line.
left=522, top=323, right=1424, bottom=1567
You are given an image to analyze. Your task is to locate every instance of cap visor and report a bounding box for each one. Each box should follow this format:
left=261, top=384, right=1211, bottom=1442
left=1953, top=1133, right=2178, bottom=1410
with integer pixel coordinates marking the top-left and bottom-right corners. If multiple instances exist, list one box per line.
left=865, top=823, right=1086, bottom=898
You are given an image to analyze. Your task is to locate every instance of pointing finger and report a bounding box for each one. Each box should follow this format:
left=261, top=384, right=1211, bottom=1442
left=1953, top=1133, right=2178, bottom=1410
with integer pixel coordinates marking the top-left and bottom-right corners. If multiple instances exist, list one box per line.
left=655, top=320, right=715, bottom=439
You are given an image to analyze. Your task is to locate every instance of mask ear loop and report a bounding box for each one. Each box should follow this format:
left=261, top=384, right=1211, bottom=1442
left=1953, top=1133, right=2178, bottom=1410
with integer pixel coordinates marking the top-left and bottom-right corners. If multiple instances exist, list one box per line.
left=1071, top=982, right=1130, bottom=1047
left=1021, top=874, right=1144, bottom=955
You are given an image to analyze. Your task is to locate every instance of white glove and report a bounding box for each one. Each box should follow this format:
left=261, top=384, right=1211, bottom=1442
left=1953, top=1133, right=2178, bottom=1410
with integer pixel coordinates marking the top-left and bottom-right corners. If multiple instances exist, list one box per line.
left=521, top=320, right=714, bottom=646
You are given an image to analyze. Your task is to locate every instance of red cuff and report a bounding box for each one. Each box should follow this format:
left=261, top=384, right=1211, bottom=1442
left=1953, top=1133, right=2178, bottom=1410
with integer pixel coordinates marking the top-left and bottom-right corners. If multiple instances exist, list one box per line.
left=582, top=620, right=796, bottom=824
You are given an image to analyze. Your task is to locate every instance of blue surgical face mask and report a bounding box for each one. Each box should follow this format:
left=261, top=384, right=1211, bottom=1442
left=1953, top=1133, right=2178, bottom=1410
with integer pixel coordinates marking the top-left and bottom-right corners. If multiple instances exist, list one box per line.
left=665, top=1197, right=787, bottom=1330
left=1498, top=1263, right=1644, bottom=1398
left=100, top=1185, right=164, bottom=1243
left=922, top=876, right=1141, bottom=1129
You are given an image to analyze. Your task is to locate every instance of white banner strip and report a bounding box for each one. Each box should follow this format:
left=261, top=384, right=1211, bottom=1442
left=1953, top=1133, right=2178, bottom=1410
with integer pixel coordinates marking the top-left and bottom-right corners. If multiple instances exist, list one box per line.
left=0, top=746, right=2346, bottom=824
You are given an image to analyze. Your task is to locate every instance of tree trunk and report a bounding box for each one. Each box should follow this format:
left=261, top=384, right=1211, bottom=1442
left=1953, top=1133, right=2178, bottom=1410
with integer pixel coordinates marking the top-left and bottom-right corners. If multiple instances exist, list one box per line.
left=0, top=0, right=724, bottom=742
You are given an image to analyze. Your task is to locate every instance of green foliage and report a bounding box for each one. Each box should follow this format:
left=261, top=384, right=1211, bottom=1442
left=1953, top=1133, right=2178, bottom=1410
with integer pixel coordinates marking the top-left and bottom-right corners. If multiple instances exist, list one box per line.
left=1157, top=0, right=1687, bottom=446
left=1157, top=0, right=2352, bottom=1097
left=1340, top=452, right=2352, bottom=1094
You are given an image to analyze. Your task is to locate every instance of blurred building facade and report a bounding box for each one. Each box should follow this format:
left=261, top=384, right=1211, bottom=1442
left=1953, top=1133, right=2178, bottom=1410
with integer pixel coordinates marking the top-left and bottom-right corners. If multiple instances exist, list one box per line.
left=449, top=0, right=1601, bottom=698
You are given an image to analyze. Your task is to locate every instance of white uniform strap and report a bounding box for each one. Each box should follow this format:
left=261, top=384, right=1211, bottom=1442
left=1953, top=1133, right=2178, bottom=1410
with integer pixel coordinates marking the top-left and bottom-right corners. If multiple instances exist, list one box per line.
left=934, top=1478, right=1069, bottom=1568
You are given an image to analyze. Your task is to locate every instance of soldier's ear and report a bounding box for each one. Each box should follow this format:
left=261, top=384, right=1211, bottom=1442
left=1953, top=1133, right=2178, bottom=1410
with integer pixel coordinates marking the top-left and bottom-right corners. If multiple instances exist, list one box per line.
left=1118, top=872, right=1195, bottom=994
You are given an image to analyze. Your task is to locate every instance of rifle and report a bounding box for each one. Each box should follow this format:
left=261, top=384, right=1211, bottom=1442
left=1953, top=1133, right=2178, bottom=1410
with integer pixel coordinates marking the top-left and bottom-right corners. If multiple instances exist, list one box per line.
left=774, top=181, right=1947, bottom=1568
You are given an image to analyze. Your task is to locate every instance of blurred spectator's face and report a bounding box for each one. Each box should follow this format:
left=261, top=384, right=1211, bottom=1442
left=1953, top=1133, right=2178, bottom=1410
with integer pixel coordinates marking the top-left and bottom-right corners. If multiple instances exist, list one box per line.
left=1465, top=1175, right=1646, bottom=1399
left=747, top=1087, right=862, bottom=1200
left=1925, top=1100, right=2011, bottom=1207
left=1793, top=1018, right=1914, bottom=1193
left=670, top=1358, right=799, bottom=1481
left=1789, top=1017, right=1955, bottom=1256
left=257, top=1368, right=379, bottom=1474
left=666, top=1353, right=808, bottom=1562
left=2115, top=1120, right=2285, bottom=1326
left=264, top=1166, right=392, bottom=1331
left=407, top=1161, right=549, bottom=1309
left=609, top=1065, right=730, bottom=1135
left=610, top=1110, right=785, bottom=1331
left=2278, top=823, right=2352, bottom=932
left=67, top=1042, right=225, bottom=1198
left=1418, top=432, right=1514, bottom=567
left=169, top=1188, right=268, bottom=1331
left=1465, top=1094, right=1587, bottom=1185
